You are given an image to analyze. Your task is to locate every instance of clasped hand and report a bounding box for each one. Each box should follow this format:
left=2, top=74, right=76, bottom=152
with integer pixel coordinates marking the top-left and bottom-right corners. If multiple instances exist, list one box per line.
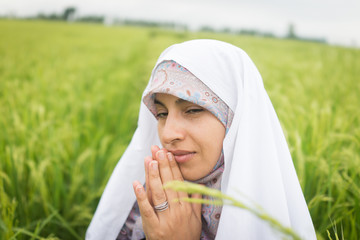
left=133, top=145, right=202, bottom=240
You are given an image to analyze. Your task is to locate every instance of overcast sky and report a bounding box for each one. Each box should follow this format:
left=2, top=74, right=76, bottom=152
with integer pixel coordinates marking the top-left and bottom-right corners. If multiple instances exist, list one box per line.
left=1, top=0, right=359, bottom=47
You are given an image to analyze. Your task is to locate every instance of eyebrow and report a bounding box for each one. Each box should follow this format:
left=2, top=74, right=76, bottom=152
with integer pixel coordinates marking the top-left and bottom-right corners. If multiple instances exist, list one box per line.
left=154, top=97, right=187, bottom=107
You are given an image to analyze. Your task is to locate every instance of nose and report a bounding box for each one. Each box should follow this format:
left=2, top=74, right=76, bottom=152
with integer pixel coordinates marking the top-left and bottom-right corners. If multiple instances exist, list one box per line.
left=159, top=112, right=186, bottom=145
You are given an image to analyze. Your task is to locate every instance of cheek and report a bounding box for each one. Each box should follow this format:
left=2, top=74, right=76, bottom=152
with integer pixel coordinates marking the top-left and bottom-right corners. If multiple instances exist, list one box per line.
left=198, top=121, right=225, bottom=159
left=157, top=120, right=168, bottom=144
left=203, top=134, right=224, bottom=156
left=157, top=124, right=163, bottom=141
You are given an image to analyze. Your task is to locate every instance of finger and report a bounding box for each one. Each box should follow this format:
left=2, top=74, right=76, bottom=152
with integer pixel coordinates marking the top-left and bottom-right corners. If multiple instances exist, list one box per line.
left=144, top=156, right=153, bottom=205
left=133, top=181, right=158, bottom=224
left=151, top=145, right=160, bottom=159
left=150, top=144, right=161, bottom=205
left=149, top=161, right=169, bottom=211
left=156, top=150, right=178, bottom=203
left=166, top=152, right=184, bottom=181
left=167, top=152, right=188, bottom=200
left=190, top=193, right=203, bottom=220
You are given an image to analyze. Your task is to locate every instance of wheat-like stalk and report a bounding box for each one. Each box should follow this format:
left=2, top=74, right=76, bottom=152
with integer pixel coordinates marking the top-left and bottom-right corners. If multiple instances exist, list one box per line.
left=165, top=180, right=302, bottom=240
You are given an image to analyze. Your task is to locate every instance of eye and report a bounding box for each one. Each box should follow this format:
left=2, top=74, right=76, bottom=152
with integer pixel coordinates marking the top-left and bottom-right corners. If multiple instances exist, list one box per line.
left=156, top=111, right=168, bottom=119
left=185, top=108, right=204, bottom=114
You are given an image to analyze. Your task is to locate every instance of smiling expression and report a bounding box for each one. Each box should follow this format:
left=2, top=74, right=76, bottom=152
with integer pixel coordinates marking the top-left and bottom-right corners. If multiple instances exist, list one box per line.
left=155, top=93, right=226, bottom=181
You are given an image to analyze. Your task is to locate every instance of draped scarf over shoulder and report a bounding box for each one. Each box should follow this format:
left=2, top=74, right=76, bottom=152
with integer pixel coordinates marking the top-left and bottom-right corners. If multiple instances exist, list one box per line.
left=86, top=39, right=316, bottom=240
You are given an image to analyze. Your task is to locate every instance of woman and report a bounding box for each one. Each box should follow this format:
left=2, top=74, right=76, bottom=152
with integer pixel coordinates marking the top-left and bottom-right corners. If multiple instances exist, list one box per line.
left=86, top=39, right=316, bottom=239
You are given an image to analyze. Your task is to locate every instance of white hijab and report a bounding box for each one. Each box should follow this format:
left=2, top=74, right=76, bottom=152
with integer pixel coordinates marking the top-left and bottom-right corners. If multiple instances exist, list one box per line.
left=86, top=39, right=316, bottom=240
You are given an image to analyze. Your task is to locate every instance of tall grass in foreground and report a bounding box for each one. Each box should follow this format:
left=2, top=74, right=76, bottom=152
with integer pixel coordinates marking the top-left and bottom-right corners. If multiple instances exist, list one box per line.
left=165, top=181, right=302, bottom=240
left=0, top=20, right=359, bottom=239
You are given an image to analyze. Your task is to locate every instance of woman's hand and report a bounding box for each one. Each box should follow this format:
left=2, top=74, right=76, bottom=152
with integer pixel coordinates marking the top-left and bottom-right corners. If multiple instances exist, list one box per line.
left=133, top=146, right=202, bottom=240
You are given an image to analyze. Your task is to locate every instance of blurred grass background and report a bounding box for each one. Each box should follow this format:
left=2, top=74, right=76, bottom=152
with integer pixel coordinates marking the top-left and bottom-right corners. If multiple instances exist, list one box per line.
left=0, top=20, right=359, bottom=239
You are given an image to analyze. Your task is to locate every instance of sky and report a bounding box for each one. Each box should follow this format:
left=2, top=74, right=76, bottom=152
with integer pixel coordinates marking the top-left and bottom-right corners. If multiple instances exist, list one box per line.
left=1, top=0, right=359, bottom=47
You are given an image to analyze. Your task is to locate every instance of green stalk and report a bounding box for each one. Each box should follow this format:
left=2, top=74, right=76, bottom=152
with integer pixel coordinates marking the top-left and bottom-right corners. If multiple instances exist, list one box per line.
left=165, top=181, right=301, bottom=240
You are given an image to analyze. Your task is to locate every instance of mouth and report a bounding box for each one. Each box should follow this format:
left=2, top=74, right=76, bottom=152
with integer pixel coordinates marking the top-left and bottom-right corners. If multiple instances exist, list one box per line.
left=169, top=150, right=196, bottom=163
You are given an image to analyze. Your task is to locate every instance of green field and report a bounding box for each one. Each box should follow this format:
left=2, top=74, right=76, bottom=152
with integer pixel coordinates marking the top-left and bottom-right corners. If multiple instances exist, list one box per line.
left=0, top=20, right=359, bottom=239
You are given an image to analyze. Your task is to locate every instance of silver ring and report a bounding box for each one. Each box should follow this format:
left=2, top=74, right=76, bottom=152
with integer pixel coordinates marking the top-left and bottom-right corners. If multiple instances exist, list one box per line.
left=154, top=201, right=169, bottom=212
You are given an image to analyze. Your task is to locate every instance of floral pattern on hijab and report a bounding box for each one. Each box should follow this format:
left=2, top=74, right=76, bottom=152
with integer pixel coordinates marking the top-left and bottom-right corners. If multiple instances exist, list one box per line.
left=143, top=60, right=233, bottom=132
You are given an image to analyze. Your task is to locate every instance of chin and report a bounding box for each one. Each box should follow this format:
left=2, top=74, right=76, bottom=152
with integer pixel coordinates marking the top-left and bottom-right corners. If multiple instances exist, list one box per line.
left=180, top=168, right=204, bottom=182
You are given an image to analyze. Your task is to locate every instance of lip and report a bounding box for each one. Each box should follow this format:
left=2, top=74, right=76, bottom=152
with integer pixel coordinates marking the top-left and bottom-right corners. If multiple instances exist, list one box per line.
left=169, top=150, right=196, bottom=163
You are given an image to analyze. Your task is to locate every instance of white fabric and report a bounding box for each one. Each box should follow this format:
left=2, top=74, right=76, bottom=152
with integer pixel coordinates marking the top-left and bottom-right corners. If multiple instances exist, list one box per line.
left=86, top=39, right=316, bottom=240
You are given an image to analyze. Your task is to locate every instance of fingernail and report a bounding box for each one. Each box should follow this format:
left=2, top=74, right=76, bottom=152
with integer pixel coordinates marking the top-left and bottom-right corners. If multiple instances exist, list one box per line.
left=167, top=152, right=173, bottom=161
left=152, top=161, right=158, bottom=170
left=136, top=185, right=143, bottom=193
left=158, top=151, right=165, bottom=160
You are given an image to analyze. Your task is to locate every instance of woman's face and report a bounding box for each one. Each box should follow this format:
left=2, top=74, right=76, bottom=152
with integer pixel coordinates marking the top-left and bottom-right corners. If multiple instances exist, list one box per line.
left=155, top=93, right=226, bottom=181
